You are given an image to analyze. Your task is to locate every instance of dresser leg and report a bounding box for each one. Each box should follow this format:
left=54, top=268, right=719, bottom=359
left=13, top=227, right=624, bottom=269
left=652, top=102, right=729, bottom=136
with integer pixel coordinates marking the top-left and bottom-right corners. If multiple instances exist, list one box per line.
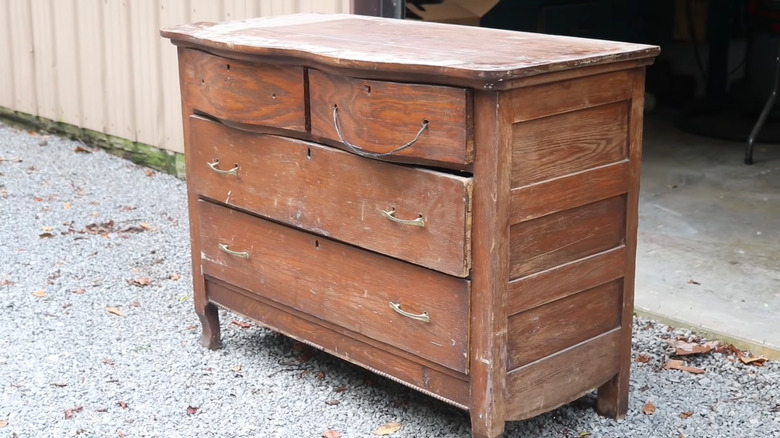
left=197, top=302, right=221, bottom=350
left=470, top=413, right=505, bottom=438
left=596, top=370, right=629, bottom=419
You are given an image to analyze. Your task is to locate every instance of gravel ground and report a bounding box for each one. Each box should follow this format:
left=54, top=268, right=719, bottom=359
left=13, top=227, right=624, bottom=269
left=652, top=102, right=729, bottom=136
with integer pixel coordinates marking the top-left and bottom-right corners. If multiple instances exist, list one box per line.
left=0, top=123, right=778, bottom=438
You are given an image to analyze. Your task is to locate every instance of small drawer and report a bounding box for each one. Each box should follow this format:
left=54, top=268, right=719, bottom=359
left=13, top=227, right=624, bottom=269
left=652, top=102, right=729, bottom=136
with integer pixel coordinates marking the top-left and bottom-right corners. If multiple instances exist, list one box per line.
left=198, top=200, right=471, bottom=373
left=309, top=69, right=472, bottom=167
left=179, top=48, right=305, bottom=130
left=189, top=116, right=473, bottom=277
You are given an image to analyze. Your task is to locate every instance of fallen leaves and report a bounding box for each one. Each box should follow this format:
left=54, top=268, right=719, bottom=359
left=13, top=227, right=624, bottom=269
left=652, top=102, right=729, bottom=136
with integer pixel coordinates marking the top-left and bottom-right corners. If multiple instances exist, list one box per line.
left=679, top=411, right=694, bottom=419
left=0, top=419, right=7, bottom=428
left=117, top=401, right=128, bottom=409
left=32, top=290, right=47, bottom=298
left=642, top=402, right=656, bottom=415
left=106, top=306, right=125, bottom=317
left=322, top=430, right=341, bottom=438
left=170, top=273, right=180, bottom=281
left=128, top=278, right=151, bottom=287
left=65, top=406, right=84, bottom=419
left=664, top=359, right=705, bottom=374
left=635, top=354, right=651, bottom=363
left=72, top=288, right=85, bottom=295
left=231, top=320, right=250, bottom=329
left=73, top=146, right=92, bottom=154
left=186, top=406, right=198, bottom=416
left=669, top=339, right=717, bottom=356
left=325, top=400, right=340, bottom=406
left=373, top=422, right=402, bottom=436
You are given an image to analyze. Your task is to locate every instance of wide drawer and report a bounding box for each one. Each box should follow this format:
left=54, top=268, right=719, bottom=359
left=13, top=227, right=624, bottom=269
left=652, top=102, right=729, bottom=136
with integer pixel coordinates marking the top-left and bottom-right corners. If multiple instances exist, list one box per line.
left=189, top=115, right=473, bottom=277
left=179, top=49, right=305, bottom=130
left=309, top=69, right=473, bottom=167
left=197, top=200, right=471, bottom=373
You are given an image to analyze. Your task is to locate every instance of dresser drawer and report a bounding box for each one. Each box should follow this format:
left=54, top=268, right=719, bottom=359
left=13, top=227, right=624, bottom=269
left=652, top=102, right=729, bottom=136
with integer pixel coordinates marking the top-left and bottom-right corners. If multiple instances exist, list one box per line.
left=309, top=69, right=473, bottom=167
left=189, top=116, right=473, bottom=277
left=179, top=49, right=305, bottom=130
left=198, top=200, right=471, bottom=373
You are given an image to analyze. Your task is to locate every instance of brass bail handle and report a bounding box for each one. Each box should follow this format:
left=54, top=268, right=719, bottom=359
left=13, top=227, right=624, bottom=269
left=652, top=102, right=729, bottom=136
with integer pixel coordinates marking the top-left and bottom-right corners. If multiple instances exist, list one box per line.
left=207, top=159, right=239, bottom=176
left=331, top=105, right=429, bottom=159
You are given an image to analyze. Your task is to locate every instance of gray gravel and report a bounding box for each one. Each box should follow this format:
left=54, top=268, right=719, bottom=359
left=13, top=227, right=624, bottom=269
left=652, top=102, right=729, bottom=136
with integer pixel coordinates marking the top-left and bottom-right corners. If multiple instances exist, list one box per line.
left=0, top=122, right=778, bottom=438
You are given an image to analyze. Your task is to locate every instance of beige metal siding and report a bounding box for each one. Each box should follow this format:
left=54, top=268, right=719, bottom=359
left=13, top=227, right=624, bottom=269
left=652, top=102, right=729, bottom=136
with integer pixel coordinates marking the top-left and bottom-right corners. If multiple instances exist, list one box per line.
left=0, top=0, right=350, bottom=154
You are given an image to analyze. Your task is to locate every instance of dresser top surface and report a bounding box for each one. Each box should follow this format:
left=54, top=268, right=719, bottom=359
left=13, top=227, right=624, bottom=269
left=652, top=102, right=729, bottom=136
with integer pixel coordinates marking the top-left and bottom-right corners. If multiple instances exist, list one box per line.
left=161, top=14, right=659, bottom=85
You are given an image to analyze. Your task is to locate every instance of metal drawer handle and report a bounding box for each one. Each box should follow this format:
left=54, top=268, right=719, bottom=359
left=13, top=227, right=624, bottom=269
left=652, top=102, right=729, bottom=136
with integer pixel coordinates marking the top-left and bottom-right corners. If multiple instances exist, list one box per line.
left=380, top=209, right=425, bottom=227
left=218, top=243, right=249, bottom=259
left=207, top=160, right=239, bottom=176
left=389, top=302, right=430, bottom=323
left=332, top=105, right=429, bottom=158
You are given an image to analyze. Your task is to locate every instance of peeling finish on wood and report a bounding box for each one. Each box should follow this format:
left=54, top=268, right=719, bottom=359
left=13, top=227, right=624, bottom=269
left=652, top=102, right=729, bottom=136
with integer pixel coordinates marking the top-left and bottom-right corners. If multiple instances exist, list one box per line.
left=161, top=14, right=660, bottom=89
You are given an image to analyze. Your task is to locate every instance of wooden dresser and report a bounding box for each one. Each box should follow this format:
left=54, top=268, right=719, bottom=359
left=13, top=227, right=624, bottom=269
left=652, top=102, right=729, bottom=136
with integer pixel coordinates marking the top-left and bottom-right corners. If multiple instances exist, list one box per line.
left=161, top=15, right=659, bottom=437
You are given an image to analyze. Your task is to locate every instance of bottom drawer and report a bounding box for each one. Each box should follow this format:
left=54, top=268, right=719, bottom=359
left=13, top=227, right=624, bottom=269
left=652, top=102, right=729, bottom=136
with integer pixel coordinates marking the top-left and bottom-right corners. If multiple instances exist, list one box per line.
left=197, top=200, right=471, bottom=373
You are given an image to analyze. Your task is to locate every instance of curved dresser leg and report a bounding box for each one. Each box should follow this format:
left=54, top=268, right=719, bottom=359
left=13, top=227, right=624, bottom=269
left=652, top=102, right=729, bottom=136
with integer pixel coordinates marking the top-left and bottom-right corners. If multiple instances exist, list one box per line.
left=197, top=302, right=221, bottom=350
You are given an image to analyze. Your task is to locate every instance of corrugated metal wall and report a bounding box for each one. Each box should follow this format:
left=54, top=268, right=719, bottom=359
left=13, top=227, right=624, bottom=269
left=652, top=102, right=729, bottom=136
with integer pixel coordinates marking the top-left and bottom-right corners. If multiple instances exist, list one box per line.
left=0, top=0, right=350, bottom=154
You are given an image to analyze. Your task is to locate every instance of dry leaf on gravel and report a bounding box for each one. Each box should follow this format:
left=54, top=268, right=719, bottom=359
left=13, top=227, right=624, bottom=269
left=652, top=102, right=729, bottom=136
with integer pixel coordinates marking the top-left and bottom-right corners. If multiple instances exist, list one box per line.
left=117, top=401, right=128, bottom=409
left=322, top=431, right=341, bottom=438
left=72, top=288, right=85, bottom=295
left=635, top=354, right=651, bottom=363
left=0, top=420, right=7, bottom=428
left=664, top=359, right=705, bottom=374
left=106, top=306, right=125, bottom=317
left=170, top=273, right=180, bottom=281
left=642, top=402, right=656, bottom=415
left=186, top=406, right=198, bottom=416
left=373, top=422, right=402, bottom=436
left=669, top=339, right=717, bottom=356
left=231, top=320, right=250, bottom=329
left=65, top=406, right=83, bottom=419
left=73, top=146, right=91, bottom=153
left=128, top=277, right=151, bottom=287
left=325, top=400, right=340, bottom=406
left=679, top=411, right=694, bottom=419
left=32, top=290, right=46, bottom=298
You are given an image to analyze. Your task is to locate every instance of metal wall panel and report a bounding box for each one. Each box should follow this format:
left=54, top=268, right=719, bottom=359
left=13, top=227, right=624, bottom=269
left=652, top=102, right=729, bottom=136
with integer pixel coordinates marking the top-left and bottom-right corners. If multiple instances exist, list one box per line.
left=1, top=0, right=351, bottom=155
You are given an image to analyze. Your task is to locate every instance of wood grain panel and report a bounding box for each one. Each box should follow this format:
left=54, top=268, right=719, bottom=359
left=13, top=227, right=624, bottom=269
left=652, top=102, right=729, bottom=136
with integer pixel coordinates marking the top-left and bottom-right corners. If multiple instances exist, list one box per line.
left=505, top=328, right=621, bottom=421
left=508, top=71, right=633, bottom=123
left=511, top=101, right=628, bottom=187
left=507, top=280, right=622, bottom=369
left=189, top=116, right=473, bottom=277
left=510, top=161, right=629, bottom=224
left=205, top=278, right=470, bottom=408
left=507, top=246, right=626, bottom=316
left=180, top=48, right=305, bottom=130
left=309, top=69, right=472, bottom=167
left=509, top=196, right=626, bottom=279
left=198, top=201, right=471, bottom=373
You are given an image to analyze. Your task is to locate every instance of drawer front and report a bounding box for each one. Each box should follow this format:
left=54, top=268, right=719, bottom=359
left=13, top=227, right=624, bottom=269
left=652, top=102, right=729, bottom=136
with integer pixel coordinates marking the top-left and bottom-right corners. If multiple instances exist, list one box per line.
left=309, top=69, right=472, bottom=166
left=189, top=116, right=473, bottom=277
left=197, top=200, right=471, bottom=373
left=179, top=48, right=305, bottom=130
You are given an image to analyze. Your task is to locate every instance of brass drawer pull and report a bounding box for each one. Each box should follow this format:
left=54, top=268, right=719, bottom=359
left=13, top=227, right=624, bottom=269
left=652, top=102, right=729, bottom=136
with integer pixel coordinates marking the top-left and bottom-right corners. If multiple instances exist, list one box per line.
left=218, top=243, right=249, bottom=259
left=332, top=105, right=429, bottom=158
left=380, top=208, right=425, bottom=227
left=389, top=302, right=430, bottom=323
left=207, top=160, right=239, bottom=176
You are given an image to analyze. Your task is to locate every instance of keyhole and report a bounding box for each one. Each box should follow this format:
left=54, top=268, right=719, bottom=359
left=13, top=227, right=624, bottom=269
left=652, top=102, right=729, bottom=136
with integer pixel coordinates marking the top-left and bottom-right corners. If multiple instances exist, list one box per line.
left=226, top=63, right=231, bottom=71
left=364, top=85, right=371, bottom=95
left=314, top=240, right=319, bottom=248
left=306, top=148, right=311, bottom=159
left=271, top=92, right=277, bottom=100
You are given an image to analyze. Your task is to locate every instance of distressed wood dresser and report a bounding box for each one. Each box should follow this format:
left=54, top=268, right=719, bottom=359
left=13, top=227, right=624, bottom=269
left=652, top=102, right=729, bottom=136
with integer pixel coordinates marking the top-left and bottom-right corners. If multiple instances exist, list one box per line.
left=162, top=14, right=659, bottom=437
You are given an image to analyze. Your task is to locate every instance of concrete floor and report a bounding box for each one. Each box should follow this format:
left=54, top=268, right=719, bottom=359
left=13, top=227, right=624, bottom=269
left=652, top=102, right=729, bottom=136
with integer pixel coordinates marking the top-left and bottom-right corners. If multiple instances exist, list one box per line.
left=636, top=110, right=780, bottom=358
